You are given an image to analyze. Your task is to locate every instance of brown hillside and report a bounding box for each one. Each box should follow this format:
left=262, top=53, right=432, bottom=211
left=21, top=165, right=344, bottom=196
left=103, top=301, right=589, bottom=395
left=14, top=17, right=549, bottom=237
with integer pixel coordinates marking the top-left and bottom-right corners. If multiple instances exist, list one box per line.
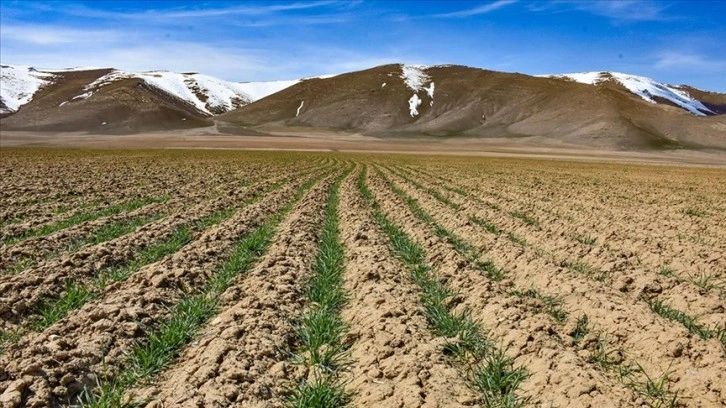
left=675, top=85, right=726, bottom=114
left=0, top=69, right=210, bottom=133
left=219, top=64, right=726, bottom=151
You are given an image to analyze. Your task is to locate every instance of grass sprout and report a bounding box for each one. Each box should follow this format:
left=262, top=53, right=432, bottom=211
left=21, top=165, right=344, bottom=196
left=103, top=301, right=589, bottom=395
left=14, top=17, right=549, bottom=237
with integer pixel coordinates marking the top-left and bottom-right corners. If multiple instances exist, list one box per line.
left=285, top=373, right=350, bottom=408
left=565, top=260, right=609, bottom=283
left=688, top=271, right=724, bottom=292
left=658, top=266, right=676, bottom=277
left=3, top=197, right=165, bottom=245
left=31, top=280, right=96, bottom=331
left=0, top=328, right=23, bottom=351
left=589, top=336, right=622, bottom=370
left=572, top=315, right=590, bottom=344
left=385, top=165, right=462, bottom=210
left=643, top=297, right=713, bottom=341
left=68, top=213, right=164, bottom=252
left=288, top=167, right=354, bottom=404
left=511, top=288, right=568, bottom=323
left=472, top=348, right=531, bottom=408
left=506, top=233, right=528, bottom=247
left=469, top=216, right=501, bottom=235
left=683, top=207, right=709, bottom=217
left=509, top=211, right=540, bottom=228
left=571, top=233, right=597, bottom=246
left=623, top=362, right=679, bottom=408
left=374, top=167, right=508, bottom=282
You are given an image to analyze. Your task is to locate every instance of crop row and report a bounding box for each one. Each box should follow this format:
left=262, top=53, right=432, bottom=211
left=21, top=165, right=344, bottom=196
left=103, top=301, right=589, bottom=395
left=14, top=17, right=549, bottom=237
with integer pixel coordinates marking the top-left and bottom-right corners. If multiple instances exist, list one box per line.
left=1, top=151, right=723, bottom=408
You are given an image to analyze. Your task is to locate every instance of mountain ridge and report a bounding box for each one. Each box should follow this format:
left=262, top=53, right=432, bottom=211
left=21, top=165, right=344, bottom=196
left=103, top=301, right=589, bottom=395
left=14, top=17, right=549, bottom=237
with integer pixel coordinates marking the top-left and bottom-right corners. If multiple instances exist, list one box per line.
left=1, top=63, right=724, bottom=151
left=218, top=63, right=725, bottom=150
left=0, top=64, right=302, bottom=117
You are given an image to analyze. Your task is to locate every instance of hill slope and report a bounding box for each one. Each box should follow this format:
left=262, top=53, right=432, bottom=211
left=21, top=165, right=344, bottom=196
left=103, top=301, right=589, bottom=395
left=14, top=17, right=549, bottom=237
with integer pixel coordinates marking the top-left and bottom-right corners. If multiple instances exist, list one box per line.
left=218, top=64, right=726, bottom=150
left=0, top=65, right=300, bottom=132
left=2, top=63, right=724, bottom=150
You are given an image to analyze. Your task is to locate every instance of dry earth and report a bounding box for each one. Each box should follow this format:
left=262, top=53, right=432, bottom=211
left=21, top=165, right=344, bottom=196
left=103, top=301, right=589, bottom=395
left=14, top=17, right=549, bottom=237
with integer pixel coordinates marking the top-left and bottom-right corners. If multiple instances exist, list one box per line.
left=0, top=148, right=724, bottom=407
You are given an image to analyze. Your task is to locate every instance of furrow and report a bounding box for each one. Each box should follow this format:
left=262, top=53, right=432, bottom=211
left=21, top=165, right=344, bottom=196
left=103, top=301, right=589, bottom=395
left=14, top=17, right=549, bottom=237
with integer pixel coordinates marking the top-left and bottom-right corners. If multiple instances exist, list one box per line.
left=286, top=165, right=355, bottom=406
left=388, top=165, right=726, bottom=330
left=125, top=170, right=340, bottom=407
left=1, top=198, right=171, bottom=272
left=372, top=165, right=726, bottom=406
left=402, top=163, right=726, bottom=280
left=0, top=169, right=332, bottom=408
left=361, top=166, right=534, bottom=407
left=366, top=165, right=648, bottom=407
left=337, top=168, right=479, bottom=406
left=0, top=171, right=306, bottom=333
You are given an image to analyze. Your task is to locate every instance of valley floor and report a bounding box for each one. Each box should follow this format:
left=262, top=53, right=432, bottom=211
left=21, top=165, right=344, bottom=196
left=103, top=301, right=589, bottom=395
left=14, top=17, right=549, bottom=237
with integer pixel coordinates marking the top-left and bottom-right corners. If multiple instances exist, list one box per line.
left=1, top=128, right=725, bottom=167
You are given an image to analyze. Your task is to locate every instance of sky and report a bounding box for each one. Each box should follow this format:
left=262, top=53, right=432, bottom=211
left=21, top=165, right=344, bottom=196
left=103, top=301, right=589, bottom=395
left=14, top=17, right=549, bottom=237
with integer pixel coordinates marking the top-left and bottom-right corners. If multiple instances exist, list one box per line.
left=1, top=0, right=724, bottom=91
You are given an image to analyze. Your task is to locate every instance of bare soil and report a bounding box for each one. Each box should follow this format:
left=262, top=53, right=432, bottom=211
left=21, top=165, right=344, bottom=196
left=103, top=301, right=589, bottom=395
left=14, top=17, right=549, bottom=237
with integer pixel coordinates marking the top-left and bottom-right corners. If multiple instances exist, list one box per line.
left=0, top=148, right=724, bottom=407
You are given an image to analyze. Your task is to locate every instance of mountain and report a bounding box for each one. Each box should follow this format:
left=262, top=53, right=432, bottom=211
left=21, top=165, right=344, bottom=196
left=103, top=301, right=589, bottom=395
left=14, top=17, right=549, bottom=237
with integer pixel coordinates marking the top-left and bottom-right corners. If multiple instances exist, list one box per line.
left=2, top=63, right=724, bottom=151
left=218, top=64, right=726, bottom=150
left=0, top=65, right=300, bottom=132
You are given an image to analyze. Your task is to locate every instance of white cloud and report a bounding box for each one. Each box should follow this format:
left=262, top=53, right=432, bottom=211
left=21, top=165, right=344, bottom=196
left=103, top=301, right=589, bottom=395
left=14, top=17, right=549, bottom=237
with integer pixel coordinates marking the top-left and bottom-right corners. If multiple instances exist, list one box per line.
left=530, top=0, right=671, bottom=22
left=60, top=1, right=341, bottom=20
left=0, top=36, right=411, bottom=82
left=0, top=24, right=122, bottom=45
left=0, top=40, right=271, bottom=79
left=579, top=0, right=667, bottom=21
left=226, top=14, right=351, bottom=28
left=435, top=0, right=517, bottom=18
left=654, top=51, right=726, bottom=72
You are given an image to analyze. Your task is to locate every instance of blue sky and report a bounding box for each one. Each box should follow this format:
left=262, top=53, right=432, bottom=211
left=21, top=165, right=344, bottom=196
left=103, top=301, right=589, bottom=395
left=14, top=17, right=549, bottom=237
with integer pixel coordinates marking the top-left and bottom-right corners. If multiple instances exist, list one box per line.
left=1, top=0, right=724, bottom=91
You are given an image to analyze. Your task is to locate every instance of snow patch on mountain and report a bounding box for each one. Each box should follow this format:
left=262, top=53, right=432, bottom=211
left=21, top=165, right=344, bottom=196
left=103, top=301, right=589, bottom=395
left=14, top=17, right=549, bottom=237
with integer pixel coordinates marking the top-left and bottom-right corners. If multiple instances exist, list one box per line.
left=0, top=65, right=56, bottom=114
left=400, top=64, right=435, bottom=115
left=401, top=65, right=430, bottom=91
left=547, top=71, right=713, bottom=116
left=74, top=70, right=246, bottom=114
left=424, top=82, right=435, bottom=106
left=408, top=94, right=422, bottom=117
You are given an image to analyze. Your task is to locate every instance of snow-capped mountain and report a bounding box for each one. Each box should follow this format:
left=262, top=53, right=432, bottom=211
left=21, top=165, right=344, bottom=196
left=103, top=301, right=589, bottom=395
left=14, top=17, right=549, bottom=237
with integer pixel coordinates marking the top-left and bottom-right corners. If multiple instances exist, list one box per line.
left=2, top=63, right=724, bottom=151
left=545, top=71, right=714, bottom=116
left=3, top=64, right=719, bottom=119
left=0, top=65, right=301, bottom=116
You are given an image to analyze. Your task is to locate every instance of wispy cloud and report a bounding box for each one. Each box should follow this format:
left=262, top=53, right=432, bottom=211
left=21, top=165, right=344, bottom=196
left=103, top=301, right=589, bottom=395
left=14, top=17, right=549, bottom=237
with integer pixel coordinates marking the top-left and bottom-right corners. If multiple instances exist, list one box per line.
left=35, top=1, right=353, bottom=28
left=0, top=24, right=123, bottom=45
left=579, top=0, right=669, bottom=21
left=0, top=35, right=406, bottom=82
left=60, top=1, right=340, bottom=20
left=435, top=0, right=517, bottom=18
left=1, top=41, right=279, bottom=80
left=530, top=0, right=672, bottom=22
left=226, top=14, right=351, bottom=28
left=654, top=51, right=726, bottom=72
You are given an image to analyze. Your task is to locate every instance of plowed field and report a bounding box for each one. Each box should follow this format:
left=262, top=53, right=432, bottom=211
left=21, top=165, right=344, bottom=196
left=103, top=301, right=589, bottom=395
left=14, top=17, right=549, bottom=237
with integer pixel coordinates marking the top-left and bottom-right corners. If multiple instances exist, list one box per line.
left=1, top=148, right=724, bottom=408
